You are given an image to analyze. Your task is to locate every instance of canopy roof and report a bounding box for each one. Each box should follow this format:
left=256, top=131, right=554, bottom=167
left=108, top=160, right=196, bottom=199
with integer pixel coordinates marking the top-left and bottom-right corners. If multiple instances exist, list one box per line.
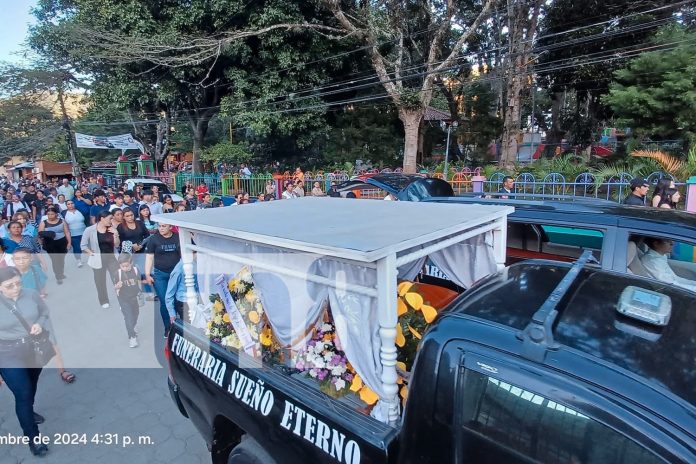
left=154, top=197, right=513, bottom=263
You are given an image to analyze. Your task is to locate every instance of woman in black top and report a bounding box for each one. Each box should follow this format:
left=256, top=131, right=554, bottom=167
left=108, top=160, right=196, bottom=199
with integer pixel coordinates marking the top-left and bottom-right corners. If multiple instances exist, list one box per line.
left=117, top=209, right=150, bottom=296
left=162, top=195, right=175, bottom=213
left=0, top=267, right=50, bottom=456
left=37, top=207, right=70, bottom=284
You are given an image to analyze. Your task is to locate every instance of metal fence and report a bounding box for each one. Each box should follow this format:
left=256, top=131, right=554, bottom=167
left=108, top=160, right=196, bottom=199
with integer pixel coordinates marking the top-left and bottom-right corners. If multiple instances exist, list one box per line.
left=483, top=170, right=682, bottom=202
left=98, top=168, right=688, bottom=204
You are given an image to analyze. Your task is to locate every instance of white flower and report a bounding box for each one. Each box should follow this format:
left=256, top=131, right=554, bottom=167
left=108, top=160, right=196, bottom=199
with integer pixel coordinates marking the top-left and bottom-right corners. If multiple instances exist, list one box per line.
left=323, top=352, right=333, bottom=362
left=313, top=359, right=325, bottom=369
left=239, top=268, right=253, bottom=283
left=309, top=370, right=317, bottom=378
left=321, top=323, right=333, bottom=332
left=334, top=379, right=346, bottom=391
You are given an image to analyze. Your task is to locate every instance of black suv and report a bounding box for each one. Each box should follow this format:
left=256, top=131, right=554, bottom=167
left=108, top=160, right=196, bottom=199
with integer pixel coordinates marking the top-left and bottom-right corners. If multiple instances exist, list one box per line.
left=426, top=195, right=696, bottom=291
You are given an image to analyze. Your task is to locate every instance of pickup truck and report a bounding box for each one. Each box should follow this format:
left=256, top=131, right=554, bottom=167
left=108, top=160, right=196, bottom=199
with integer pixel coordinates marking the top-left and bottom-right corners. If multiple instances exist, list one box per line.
left=166, top=258, right=696, bottom=463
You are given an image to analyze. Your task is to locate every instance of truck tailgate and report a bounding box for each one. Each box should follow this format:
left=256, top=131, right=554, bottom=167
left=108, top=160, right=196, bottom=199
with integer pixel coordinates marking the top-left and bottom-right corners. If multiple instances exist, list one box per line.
left=168, top=323, right=399, bottom=464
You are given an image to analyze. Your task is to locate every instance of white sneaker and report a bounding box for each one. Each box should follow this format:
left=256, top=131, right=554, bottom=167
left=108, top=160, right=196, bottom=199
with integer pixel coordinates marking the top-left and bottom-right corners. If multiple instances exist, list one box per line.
left=101, top=303, right=110, bottom=309
left=129, top=337, right=139, bottom=348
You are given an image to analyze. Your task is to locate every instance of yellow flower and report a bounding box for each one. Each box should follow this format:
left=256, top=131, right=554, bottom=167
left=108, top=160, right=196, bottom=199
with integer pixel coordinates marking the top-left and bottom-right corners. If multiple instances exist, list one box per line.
left=350, top=374, right=363, bottom=392
left=260, top=327, right=273, bottom=347
left=213, top=301, right=224, bottom=313
left=397, top=281, right=413, bottom=296
left=233, top=281, right=247, bottom=293
left=421, top=305, right=437, bottom=323
left=207, top=321, right=213, bottom=329
left=405, top=292, right=423, bottom=311
left=407, top=325, right=422, bottom=340
left=248, top=311, right=260, bottom=324
left=222, top=313, right=230, bottom=323
left=400, top=385, right=408, bottom=408
left=228, top=279, right=239, bottom=292
left=359, top=386, right=379, bottom=405
left=245, top=290, right=256, bottom=303
left=395, top=324, right=405, bottom=347
left=397, top=298, right=408, bottom=316
left=213, top=315, right=222, bottom=325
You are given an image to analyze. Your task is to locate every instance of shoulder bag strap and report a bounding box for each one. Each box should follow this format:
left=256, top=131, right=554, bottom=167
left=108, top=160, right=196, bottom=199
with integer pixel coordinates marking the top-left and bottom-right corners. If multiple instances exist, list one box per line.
left=0, top=297, right=33, bottom=335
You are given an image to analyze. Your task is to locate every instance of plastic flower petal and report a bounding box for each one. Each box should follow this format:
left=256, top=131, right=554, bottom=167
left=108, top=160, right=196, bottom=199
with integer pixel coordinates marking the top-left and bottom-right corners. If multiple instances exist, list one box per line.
left=397, top=281, right=413, bottom=297
left=405, top=292, right=423, bottom=311
left=395, top=324, right=406, bottom=347
left=407, top=325, right=422, bottom=340
left=421, top=304, right=437, bottom=323
left=397, top=298, right=408, bottom=316
left=350, top=374, right=363, bottom=392
left=359, top=386, right=379, bottom=405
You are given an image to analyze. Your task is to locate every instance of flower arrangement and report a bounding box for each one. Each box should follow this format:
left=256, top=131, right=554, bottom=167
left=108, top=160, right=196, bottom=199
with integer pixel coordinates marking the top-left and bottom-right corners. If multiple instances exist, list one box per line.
left=206, top=267, right=270, bottom=356
left=294, top=320, right=354, bottom=398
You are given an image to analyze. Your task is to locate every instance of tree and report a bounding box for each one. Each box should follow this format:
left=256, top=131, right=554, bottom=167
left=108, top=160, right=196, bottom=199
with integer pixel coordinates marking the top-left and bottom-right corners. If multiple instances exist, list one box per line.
left=499, top=0, right=542, bottom=167
left=0, top=63, right=84, bottom=174
left=0, top=96, right=62, bottom=161
left=201, top=140, right=252, bottom=164
left=30, top=0, right=347, bottom=174
left=321, top=0, right=495, bottom=173
left=537, top=0, right=679, bottom=153
left=604, top=26, right=696, bottom=147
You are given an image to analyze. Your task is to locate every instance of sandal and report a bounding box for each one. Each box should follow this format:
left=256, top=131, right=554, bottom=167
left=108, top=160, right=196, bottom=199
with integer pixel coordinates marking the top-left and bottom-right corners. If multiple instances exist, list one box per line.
left=59, top=370, right=76, bottom=384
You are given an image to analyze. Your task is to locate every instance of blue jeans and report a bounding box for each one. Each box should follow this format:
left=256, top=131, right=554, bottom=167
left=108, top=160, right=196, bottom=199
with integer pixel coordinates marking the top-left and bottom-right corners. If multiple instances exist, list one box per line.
left=0, top=346, right=42, bottom=439
left=152, top=268, right=172, bottom=333
left=70, top=235, right=82, bottom=261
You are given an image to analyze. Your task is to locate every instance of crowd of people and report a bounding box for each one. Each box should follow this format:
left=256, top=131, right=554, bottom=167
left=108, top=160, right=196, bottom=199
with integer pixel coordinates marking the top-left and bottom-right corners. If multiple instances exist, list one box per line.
left=0, top=174, right=205, bottom=457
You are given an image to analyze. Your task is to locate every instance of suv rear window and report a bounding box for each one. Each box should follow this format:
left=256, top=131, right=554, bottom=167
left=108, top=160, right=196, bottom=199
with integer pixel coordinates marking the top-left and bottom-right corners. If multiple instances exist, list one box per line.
left=507, top=223, right=603, bottom=264
left=455, top=369, right=663, bottom=463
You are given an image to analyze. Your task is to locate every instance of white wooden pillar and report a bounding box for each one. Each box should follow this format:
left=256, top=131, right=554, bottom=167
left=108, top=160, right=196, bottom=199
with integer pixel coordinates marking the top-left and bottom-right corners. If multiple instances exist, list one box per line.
left=179, top=228, right=198, bottom=322
left=376, top=253, right=400, bottom=424
left=492, top=215, right=508, bottom=270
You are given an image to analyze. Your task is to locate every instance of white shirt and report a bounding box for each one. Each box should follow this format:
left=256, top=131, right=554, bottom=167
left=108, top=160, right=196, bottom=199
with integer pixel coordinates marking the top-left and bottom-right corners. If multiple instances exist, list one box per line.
left=57, top=184, right=75, bottom=200
left=139, top=200, right=163, bottom=215
left=282, top=191, right=296, bottom=200
left=640, top=249, right=696, bottom=293
left=64, top=209, right=86, bottom=236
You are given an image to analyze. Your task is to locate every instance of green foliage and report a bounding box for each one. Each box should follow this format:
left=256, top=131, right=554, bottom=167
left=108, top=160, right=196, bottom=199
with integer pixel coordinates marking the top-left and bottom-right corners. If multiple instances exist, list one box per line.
left=457, top=83, right=502, bottom=162
left=320, top=106, right=403, bottom=165
left=604, top=26, right=696, bottom=146
left=201, top=141, right=252, bottom=164
left=0, top=96, right=63, bottom=159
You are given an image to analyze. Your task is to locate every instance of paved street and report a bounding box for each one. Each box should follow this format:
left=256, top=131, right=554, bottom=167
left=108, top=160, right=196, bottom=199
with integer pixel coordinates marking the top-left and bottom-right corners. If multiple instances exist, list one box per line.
left=0, top=254, right=210, bottom=463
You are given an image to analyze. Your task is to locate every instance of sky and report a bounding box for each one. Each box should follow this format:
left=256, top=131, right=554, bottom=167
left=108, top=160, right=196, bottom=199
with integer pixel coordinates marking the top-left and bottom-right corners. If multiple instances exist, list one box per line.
left=0, top=0, right=37, bottom=64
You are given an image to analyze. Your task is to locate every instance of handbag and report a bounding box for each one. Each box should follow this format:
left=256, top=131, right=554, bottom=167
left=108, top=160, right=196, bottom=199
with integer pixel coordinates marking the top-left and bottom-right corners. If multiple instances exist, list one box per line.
left=0, top=298, right=56, bottom=367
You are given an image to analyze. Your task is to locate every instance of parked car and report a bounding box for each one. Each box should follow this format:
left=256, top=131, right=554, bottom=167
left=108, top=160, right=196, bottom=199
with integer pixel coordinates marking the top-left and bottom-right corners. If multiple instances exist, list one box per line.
left=424, top=195, right=696, bottom=291
left=123, top=178, right=183, bottom=202
left=334, top=174, right=454, bottom=201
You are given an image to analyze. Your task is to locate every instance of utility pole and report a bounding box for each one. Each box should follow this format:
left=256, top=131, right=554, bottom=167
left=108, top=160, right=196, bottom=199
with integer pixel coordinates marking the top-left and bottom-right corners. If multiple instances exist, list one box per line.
left=57, top=86, right=80, bottom=178
left=441, top=120, right=458, bottom=181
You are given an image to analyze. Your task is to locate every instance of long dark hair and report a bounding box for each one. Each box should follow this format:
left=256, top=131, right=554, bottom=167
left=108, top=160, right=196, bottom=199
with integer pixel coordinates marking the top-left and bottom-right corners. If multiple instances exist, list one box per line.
left=659, top=188, right=679, bottom=208
left=652, top=178, right=673, bottom=200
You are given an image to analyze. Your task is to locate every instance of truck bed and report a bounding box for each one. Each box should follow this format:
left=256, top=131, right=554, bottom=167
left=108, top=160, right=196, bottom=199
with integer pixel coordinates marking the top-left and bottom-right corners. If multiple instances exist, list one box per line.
left=168, top=322, right=399, bottom=464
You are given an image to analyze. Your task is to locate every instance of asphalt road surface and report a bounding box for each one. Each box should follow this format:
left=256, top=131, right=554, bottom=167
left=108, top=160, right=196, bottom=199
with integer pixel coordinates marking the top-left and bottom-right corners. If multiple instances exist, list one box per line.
left=0, top=253, right=210, bottom=463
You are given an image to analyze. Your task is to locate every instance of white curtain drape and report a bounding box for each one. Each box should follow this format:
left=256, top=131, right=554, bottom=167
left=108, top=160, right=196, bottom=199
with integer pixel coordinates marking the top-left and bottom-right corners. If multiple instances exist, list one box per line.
left=429, top=232, right=496, bottom=288
left=195, top=231, right=497, bottom=404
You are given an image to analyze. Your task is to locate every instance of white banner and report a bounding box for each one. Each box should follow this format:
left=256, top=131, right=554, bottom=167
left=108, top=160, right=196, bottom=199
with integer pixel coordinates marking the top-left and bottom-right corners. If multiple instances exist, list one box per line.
left=75, top=133, right=145, bottom=152
left=215, top=275, right=256, bottom=356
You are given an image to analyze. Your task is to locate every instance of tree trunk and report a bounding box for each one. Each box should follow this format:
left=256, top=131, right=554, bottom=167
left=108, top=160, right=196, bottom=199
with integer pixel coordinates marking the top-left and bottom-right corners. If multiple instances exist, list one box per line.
left=500, top=72, right=524, bottom=167
left=499, top=0, right=542, bottom=168
left=399, top=109, right=424, bottom=174
left=190, top=118, right=210, bottom=175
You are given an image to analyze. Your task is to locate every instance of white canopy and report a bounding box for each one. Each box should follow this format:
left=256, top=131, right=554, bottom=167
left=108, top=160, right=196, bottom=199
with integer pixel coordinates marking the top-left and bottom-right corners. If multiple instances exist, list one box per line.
left=154, top=198, right=513, bottom=424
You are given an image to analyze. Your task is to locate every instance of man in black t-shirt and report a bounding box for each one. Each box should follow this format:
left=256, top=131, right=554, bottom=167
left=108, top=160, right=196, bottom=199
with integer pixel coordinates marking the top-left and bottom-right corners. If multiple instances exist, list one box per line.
left=144, top=223, right=181, bottom=336
left=624, top=178, right=649, bottom=206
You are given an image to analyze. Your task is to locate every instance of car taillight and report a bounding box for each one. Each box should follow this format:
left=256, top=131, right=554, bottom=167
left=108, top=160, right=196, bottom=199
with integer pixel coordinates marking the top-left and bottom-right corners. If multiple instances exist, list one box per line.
left=164, top=335, right=175, bottom=380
